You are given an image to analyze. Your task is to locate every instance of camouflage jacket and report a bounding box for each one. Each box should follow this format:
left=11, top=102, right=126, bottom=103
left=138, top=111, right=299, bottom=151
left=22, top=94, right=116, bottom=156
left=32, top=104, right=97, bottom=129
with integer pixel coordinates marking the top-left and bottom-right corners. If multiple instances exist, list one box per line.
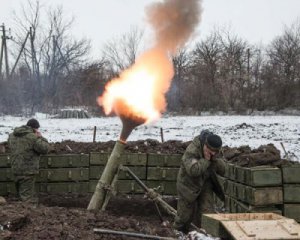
left=176, top=136, right=225, bottom=203
left=8, top=125, right=49, bottom=175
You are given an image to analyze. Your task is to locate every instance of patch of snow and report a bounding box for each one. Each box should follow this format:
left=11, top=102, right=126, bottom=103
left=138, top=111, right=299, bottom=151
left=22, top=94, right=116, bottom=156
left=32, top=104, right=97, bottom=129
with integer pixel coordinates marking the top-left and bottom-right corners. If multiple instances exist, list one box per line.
left=0, top=115, right=299, bottom=160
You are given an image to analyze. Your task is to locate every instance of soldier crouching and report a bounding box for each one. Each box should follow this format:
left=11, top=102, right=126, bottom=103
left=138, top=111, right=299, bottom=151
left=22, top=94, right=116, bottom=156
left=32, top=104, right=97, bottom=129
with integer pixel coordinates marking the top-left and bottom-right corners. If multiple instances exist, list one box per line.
left=174, top=130, right=225, bottom=233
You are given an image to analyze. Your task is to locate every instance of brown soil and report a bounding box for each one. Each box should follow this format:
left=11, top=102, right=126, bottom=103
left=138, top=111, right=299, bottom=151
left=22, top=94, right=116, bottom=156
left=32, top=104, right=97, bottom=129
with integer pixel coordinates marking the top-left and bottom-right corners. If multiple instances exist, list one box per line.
left=0, top=194, right=177, bottom=240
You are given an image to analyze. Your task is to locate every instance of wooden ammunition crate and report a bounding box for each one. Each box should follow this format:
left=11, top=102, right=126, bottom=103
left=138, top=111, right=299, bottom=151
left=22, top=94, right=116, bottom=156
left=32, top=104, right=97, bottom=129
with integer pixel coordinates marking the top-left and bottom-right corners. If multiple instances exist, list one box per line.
left=0, top=168, right=13, bottom=181
left=37, top=168, right=89, bottom=182
left=89, top=166, right=146, bottom=180
left=229, top=196, right=282, bottom=215
left=146, top=180, right=177, bottom=195
left=89, top=180, right=144, bottom=194
left=235, top=166, right=282, bottom=187
left=0, top=154, right=10, bottom=167
left=0, top=182, right=15, bottom=195
left=281, top=165, right=300, bottom=183
left=89, top=152, right=147, bottom=166
left=202, top=213, right=298, bottom=239
left=147, top=154, right=181, bottom=167
left=38, top=182, right=89, bottom=194
left=147, top=167, right=179, bottom=181
left=283, top=184, right=300, bottom=203
left=40, top=154, right=89, bottom=168
left=284, top=204, right=300, bottom=223
left=226, top=180, right=283, bottom=205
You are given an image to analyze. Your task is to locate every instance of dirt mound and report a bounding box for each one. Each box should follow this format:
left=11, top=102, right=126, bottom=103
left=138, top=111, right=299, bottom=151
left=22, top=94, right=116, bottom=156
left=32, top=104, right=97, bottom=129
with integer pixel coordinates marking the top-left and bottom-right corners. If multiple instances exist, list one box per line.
left=1, top=139, right=296, bottom=167
left=0, top=194, right=176, bottom=240
left=222, top=144, right=295, bottom=167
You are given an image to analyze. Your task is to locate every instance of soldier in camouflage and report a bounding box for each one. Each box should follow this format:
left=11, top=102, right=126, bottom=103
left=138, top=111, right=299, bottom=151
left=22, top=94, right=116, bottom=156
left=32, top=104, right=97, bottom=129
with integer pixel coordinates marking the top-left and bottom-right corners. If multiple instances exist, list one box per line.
left=8, top=119, right=49, bottom=204
left=174, top=130, right=226, bottom=233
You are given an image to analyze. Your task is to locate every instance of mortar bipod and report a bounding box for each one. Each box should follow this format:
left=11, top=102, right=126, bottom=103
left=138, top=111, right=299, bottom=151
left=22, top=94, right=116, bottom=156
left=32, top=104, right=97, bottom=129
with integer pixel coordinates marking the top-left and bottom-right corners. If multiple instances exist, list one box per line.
left=120, top=165, right=207, bottom=235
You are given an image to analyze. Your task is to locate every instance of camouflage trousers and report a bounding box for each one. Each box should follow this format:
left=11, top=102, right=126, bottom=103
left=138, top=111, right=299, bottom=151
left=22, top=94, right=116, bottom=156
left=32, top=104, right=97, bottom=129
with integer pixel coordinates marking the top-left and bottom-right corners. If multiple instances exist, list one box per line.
left=174, top=180, right=215, bottom=233
left=14, top=174, right=38, bottom=204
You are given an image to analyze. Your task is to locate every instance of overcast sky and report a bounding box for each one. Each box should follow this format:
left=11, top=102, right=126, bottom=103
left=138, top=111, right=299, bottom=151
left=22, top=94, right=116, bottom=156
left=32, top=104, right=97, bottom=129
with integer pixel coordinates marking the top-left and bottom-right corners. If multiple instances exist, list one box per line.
left=1, top=0, right=300, bottom=57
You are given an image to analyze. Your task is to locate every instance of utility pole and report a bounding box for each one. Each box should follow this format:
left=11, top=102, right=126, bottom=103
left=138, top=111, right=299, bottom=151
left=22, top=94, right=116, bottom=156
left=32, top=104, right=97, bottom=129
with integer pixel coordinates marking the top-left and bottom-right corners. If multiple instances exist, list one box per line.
left=10, top=31, right=30, bottom=77
left=0, top=23, right=12, bottom=79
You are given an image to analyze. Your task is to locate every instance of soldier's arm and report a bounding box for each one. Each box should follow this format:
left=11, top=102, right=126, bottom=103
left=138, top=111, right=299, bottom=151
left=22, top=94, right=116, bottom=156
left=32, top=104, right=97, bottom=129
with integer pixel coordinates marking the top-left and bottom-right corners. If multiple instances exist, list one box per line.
left=182, top=142, right=210, bottom=177
left=211, top=157, right=226, bottom=176
left=33, top=136, right=50, bottom=154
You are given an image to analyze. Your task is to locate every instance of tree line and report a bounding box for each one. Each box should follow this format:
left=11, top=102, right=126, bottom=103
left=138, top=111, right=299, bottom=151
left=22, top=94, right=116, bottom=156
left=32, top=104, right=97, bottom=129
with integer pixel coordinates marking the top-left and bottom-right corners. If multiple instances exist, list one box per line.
left=0, top=1, right=299, bottom=115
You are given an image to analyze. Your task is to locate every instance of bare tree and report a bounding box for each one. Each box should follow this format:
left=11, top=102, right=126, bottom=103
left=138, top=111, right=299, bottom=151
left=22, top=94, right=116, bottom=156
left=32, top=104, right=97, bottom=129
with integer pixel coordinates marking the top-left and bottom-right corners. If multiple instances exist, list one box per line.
left=167, top=47, right=192, bottom=111
left=8, top=0, right=91, bottom=111
left=266, top=20, right=300, bottom=108
left=102, top=26, right=144, bottom=74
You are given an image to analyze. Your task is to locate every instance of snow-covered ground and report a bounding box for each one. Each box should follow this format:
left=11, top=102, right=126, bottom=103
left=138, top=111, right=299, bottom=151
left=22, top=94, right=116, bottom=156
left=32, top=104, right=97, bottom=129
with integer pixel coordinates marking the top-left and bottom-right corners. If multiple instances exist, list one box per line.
left=0, top=114, right=299, bottom=161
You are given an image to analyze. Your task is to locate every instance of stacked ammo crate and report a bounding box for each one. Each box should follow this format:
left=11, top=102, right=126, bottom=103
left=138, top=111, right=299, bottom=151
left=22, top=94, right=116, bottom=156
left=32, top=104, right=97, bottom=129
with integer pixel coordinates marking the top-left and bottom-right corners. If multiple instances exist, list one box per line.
left=38, top=154, right=90, bottom=193
left=89, top=152, right=147, bottom=194
left=0, top=154, right=15, bottom=196
left=146, top=153, right=181, bottom=195
left=224, top=163, right=283, bottom=215
left=1, top=151, right=300, bottom=224
left=281, top=165, right=300, bottom=222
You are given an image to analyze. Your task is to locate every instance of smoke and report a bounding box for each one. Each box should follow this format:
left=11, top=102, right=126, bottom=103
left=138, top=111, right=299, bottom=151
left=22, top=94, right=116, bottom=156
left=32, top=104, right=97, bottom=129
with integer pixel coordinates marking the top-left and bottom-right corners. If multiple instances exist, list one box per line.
left=146, top=0, right=202, bottom=54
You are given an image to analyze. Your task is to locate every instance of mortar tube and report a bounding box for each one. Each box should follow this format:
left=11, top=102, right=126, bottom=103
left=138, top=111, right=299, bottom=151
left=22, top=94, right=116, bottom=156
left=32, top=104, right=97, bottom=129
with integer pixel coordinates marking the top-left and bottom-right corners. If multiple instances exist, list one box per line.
left=87, top=140, right=126, bottom=211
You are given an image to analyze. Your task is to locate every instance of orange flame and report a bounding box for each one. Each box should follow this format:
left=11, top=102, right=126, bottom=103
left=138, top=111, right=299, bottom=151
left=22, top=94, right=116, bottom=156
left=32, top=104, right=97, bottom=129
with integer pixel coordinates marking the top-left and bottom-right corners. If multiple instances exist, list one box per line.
left=98, top=48, right=174, bottom=123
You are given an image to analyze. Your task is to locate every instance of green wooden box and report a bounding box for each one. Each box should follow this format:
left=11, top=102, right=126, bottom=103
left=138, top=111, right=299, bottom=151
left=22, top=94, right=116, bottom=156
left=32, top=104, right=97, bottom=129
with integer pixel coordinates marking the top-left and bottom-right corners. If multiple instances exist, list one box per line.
left=38, top=182, right=89, bottom=193
left=0, top=168, right=13, bottom=181
left=39, top=154, right=89, bottom=168
left=147, top=167, right=179, bottom=181
left=89, top=166, right=146, bottom=180
left=37, top=168, right=89, bottom=182
left=90, top=179, right=177, bottom=195
left=283, top=184, right=300, bottom=203
left=282, top=165, right=300, bottom=183
left=0, top=182, right=16, bottom=196
left=239, top=184, right=282, bottom=206
left=236, top=166, right=282, bottom=187
left=0, top=154, right=11, bottom=167
left=284, top=204, right=300, bottom=222
left=226, top=163, right=236, bottom=181
left=227, top=180, right=283, bottom=205
left=147, top=154, right=181, bottom=167
left=146, top=180, right=177, bottom=195
left=90, top=152, right=147, bottom=166
left=231, top=197, right=282, bottom=215
left=89, top=180, right=144, bottom=194
left=201, top=214, right=231, bottom=239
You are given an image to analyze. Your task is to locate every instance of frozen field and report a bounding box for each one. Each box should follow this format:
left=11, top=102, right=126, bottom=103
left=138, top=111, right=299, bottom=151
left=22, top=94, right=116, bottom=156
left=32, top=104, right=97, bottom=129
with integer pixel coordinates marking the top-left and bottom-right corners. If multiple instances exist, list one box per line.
left=0, top=114, right=299, bottom=161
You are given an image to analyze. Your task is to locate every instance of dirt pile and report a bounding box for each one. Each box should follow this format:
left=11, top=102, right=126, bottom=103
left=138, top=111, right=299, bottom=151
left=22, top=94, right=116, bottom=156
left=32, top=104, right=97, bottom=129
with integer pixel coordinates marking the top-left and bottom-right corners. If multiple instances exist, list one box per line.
left=1, top=139, right=296, bottom=167
left=0, top=194, right=176, bottom=240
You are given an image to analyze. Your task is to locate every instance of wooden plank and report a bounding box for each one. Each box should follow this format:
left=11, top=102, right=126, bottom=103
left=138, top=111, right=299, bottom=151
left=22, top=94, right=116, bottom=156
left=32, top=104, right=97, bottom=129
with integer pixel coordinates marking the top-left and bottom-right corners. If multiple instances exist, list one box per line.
left=222, top=219, right=300, bottom=240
